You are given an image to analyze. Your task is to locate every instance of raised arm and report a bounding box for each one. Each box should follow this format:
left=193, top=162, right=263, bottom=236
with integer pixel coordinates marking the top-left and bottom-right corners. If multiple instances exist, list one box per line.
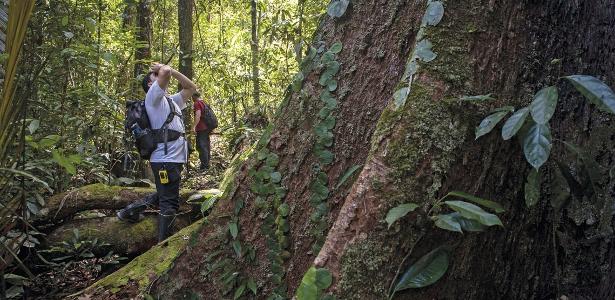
left=150, top=63, right=196, bottom=100
left=173, top=70, right=197, bottom=101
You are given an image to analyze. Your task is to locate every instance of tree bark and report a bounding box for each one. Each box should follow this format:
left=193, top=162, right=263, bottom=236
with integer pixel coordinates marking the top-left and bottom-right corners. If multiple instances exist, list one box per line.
left=89, top=0, right=615, bottom=299
left=250, top=0, right=260, bottom=107
left=133, top=0, right=152, bottom=82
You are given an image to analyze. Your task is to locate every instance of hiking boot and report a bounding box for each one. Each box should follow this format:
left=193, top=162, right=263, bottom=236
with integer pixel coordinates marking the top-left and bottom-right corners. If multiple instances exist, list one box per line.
left=158, top=210, right=177, bottom=242
left=116, top=202, right=147, bottom=223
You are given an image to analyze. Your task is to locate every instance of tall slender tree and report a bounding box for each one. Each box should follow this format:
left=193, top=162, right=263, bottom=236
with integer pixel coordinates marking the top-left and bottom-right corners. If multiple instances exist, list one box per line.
left=250, top=0, right=260, bottom=107
left=133, top=0, right=152, bottom=80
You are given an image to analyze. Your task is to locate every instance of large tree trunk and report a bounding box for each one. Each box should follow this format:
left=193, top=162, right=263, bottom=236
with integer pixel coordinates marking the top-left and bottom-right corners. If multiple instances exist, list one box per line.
left=87, top=0, right=615, bottom=299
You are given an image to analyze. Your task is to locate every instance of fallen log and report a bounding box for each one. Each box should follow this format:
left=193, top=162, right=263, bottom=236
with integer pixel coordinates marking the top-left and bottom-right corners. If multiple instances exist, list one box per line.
left=38, top=183, right=199, bottom=222
left=45, top=214, right=194, bottom=256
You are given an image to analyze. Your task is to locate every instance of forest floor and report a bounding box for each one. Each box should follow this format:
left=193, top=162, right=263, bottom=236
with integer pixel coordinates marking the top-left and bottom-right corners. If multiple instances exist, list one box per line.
left=26, top=135, right=230, bottom=299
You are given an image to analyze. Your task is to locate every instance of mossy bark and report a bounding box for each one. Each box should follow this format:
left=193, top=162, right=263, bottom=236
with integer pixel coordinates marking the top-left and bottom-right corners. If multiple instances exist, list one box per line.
left=90, top=0, right=615, bottom=299
left=45, top=214, right=193, bottom=256
left=39, top=183, right=197, bottom=222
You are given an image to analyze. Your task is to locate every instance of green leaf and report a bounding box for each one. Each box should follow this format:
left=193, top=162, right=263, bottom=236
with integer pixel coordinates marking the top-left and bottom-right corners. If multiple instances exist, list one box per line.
left=314, top=268, right=333, bottom=289
left=529, top=86, right=558, bottom=124
left=326, top=0, right=350, bottom=18
left=329, top=42, right=343, bottom=54
left=63, top=31, right=74, bottom=39
left=327, top=80, right=338, bottom=92
left=385, top=203, right=419, bottom=229
left=564, top=75, right=615, bottom=114
left=444, top=201, right=503, bottom=227
left=523, top=123, right=552, bottom=169
left=441, top=191, right=505, bottom=213
left=234, top=283, right=246, bottom=300
left=271, top=171, right=282, bottom=183
left=475, top=111, right=510, bottom=139
left=257, top=148, right=269, bottom=160
left=232, top=240, right=242, bottom=258
left=450, top=212, right=487, bottom=232
left=323, top=115, right=336, bottom=130
left=460, top=94, right=495, bottom=102
left=200, top=196, right=217, bottom=213
left=501, top=107, right=529, bottom=140
left=266, top=153, right=280, bottom=167
left=423, top=1, right=444, bottom=25
left=316, top=150, right=334, bottom=165
left=335, top=164, right=362, bottom=189
left=229, top=222, right=238, bottom=239
left=52, top=150, right=76, bottom=175
left=393, top=246, right=449, bottom=291
left=61, top=16, right=68, bottom=26
left=278, top=203, right=290, bottom=217
left=247, top=278, right=257, bottom=295
left=293, top=72, right=305, bottom=92
left=524, top=169, right=540, bottom=208
left=297, top=267, right=319, bottom=299
left=28, top=119, right=39, bottom=134
left=393, top=87, right=409, bottom=109
left=434, top=214, right=462, bottom=233
left=415, top=39, right=437, bottom=62
left=39, top=135, right=60, bottom=147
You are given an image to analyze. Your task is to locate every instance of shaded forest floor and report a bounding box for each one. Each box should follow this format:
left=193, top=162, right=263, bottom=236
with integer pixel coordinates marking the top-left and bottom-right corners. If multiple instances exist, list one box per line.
left=24, top=135, right=231, bottom=299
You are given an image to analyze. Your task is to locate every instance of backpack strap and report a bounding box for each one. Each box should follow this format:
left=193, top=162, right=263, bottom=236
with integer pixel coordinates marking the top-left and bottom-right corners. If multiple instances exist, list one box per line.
left=152, top=96, right=185, bottom=155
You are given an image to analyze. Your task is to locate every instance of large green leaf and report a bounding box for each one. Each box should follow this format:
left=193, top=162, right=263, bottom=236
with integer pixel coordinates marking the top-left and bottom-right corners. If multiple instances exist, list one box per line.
left=326, top=0, right=350, bottom=18
left=335, top=164, right=362, bottom=189
left=434, top=214, right=462, bottom=233
left=229, top=222, right=238, bottom=239
left=422, top=1, right=444, bottom=26
left=329, top=42, right=343, bottom=54
left=52, top=150, right=76, bottom=175
left=393, top=246, right=449, bottom=292
left=475, top=110, right=510, bottom=139
left=385, top=203, right=419, bottom=229
left=393, top=87, right=409, bottom=109
left=444, top=201, right=503, bottom=227
left=523, top=123, right=552, bottom=169
left=450, top=212, right=487, bottom=232
left=501, top=107, right=529, bottom=140
left=524, top=169, right=540, bottom=208
left=441, top=191, right=505, bottom=213
left=416, top=39, right=437, bottom=62
left=529, top=86, right=558, bottom=124
left=564, top=75, right=615, bottom=114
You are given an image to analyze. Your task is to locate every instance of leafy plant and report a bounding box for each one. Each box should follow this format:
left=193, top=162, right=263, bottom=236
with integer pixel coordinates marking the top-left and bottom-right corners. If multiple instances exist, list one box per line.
left=385, top=191, right=504, bottom=299
left=473, top=75, right=615, bottom=207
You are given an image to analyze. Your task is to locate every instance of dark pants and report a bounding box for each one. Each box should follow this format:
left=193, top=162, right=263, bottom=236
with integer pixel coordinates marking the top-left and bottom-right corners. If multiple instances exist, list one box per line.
left=196, top=130, right=211, bottom=169
left=150, top=162, right=183, bottom=214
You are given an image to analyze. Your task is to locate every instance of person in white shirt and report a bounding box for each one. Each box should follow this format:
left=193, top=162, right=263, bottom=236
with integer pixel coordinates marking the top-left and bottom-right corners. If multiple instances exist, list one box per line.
left=118, top=63, right=196, bottom=242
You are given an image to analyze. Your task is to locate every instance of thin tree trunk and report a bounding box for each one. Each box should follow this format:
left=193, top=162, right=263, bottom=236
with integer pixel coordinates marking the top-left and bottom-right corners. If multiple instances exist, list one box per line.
left=250, top=0, right=260, bottom=107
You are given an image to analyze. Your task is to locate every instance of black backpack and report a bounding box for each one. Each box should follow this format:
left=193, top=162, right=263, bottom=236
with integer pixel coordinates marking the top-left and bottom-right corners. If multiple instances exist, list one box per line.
left=201, top=102, right=218, bottom=130
left=125, top=97, right=183, bottom=159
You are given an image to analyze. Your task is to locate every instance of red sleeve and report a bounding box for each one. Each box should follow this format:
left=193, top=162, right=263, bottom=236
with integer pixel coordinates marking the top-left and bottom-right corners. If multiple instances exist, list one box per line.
left=193, top=101, right=204, bottom=111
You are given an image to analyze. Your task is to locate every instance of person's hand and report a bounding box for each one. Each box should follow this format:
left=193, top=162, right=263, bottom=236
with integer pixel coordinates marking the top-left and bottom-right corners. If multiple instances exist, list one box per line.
left=150, top=62, right=164, bottom=74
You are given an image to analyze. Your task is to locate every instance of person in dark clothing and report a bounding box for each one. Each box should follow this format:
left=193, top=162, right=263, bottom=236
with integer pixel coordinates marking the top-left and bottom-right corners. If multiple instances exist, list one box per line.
left=117, top=62, right=196, bottom=242
left=192, top=92, right=212, bottom=171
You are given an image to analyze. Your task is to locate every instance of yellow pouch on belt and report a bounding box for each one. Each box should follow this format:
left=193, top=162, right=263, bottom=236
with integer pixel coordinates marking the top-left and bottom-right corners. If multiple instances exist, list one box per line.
left=159, top=170, right=169, bottom=184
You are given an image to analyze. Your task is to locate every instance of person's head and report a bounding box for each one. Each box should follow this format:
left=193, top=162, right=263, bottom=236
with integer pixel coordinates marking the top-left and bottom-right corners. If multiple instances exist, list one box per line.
left=141, top=71, right=157, bottom=93
left=192, top=91, right=201, bottom=101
